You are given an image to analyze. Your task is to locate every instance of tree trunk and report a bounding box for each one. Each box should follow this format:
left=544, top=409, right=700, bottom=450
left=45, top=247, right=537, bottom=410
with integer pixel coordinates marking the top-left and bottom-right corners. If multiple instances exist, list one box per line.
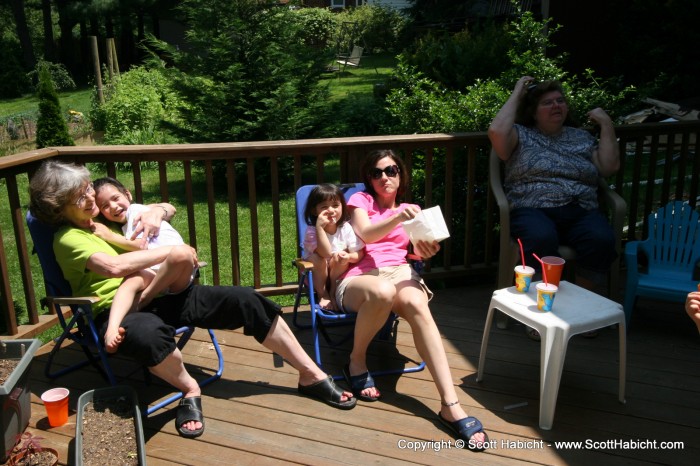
left=55, top=0, right=76, bottom=74
left=9, top=0, right=35, bottom=69
left=41, top=0, right=56, bottom=61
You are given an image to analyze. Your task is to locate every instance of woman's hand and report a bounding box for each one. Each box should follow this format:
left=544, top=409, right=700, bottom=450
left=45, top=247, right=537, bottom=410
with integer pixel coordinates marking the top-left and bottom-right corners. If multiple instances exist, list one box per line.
left=187, top=245, right=199, bottom=269
left=129, top=206, right=165, bottom=240
left=514, top=75, right=535, bottom=98
left=413, top=240, right=440, bottom=259
left=587, top=107, right=613, bottom=126
left=400, top=206, right=420, bottom=221
left=686, top=291, right=700, bottom=333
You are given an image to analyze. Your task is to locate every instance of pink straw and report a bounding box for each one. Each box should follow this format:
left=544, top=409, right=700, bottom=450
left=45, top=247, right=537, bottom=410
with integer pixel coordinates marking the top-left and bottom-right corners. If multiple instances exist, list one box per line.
left=517, top=238, right=526, bottom=268
left=532, top=253, right=548, bottom=285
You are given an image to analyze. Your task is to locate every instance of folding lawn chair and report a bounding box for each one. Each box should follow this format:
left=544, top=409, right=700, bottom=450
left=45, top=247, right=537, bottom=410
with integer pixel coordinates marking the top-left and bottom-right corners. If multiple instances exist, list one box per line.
left=291, top=183, right=425, bottom=379
left=26, top=211, right=224, bottom=415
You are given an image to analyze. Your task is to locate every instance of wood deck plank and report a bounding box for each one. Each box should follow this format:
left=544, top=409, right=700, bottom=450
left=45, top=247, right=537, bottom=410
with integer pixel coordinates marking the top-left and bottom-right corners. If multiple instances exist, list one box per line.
left=5, top=284, right=698, bottom=466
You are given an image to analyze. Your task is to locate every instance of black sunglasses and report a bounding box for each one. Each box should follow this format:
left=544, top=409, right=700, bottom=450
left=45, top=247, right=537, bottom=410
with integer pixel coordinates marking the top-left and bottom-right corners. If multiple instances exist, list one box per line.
left=371, top=165, right=400, bottom=180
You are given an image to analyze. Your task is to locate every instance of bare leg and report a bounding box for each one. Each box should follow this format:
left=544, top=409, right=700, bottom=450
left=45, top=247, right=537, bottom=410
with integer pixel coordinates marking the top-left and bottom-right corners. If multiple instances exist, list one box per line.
left=328, top=257, right=349, bottom=310
left=393, top=281, right=487, bottom=444
left=105, top=272, right=151, bottom=353
left=140, top=245, right=194, bottom=308
left=148, top=348, right=202, bottom=433
left=341, top=275, right=395, bottom=399
left=307, top=252, right=332, bottom=308
left=262, top=315, right=353, bottom=402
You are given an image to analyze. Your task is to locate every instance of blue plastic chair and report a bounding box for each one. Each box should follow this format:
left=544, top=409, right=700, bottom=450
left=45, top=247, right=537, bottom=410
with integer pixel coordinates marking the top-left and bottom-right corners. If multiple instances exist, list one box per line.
left=291, top=183, right=425, bottom=379
left=26, top=211, right=224, bottom=415
left=623, top=201, right=700, bottom=327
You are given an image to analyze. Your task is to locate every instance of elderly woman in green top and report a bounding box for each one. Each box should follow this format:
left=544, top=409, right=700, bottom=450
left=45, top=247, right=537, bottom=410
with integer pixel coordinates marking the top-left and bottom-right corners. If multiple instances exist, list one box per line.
left=29, top=160, right=356, bottom=439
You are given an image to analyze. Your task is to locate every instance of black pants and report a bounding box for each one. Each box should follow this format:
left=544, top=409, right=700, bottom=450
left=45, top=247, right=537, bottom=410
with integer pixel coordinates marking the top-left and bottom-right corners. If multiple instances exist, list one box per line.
left=97, top=284, right=282, bottom=366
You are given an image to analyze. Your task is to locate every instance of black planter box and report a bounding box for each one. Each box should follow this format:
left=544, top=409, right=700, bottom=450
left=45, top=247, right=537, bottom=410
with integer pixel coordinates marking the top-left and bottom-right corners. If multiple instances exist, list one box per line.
left=1, top=339, right=40, bottom=463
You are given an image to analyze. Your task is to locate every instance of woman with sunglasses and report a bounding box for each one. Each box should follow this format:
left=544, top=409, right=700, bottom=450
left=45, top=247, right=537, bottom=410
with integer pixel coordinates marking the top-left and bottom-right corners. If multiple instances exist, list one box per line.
left=488, top=77, right=619, bottom=339
left=334, top=149, right=489, bottom=451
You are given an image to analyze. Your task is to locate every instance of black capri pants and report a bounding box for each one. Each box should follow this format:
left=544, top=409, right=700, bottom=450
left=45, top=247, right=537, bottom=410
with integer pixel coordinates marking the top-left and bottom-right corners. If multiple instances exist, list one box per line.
left=97, top=285, right=282, bottom=366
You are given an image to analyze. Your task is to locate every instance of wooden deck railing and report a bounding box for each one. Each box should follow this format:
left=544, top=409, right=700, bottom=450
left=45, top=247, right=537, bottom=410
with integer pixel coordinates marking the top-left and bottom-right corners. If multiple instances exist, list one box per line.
left=2, top=121, right=699, bottom=336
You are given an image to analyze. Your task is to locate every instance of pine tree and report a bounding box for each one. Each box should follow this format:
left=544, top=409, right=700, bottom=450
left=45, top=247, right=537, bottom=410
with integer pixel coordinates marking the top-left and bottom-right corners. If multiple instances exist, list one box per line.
left=36, top=65, right=74, bottom=148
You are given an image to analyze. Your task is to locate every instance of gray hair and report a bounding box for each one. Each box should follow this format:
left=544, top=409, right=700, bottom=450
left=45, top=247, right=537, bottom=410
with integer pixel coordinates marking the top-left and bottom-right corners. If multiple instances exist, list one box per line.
left=29, top=160, right=91, bottom=227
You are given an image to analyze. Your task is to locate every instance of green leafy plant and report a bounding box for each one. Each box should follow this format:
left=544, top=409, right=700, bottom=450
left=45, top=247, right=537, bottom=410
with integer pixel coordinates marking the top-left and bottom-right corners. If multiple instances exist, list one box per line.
left=332, top=4, right=409, bottom=53
left=27, top=60, right=76, bottom=92
left=402, top=21, right=510, bottom=90
left=0, top=36, right=31, bottom=99
left=35, top=65, right=74, bottom=148
left=100, top=65, right=183, bottom=145
left=386, top=8, right=635, bottom=133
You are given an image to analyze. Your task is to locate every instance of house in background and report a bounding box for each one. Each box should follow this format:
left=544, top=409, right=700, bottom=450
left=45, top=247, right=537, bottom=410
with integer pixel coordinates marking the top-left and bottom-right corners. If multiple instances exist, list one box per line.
left=303, top=1, right=412, bottom=10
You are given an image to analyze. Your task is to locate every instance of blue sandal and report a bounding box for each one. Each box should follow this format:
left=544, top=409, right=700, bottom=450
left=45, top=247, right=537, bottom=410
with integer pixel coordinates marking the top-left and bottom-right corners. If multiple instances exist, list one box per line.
left=437, top=412, right=489, bottom=451
left=342, top=364, right=381, bottom=402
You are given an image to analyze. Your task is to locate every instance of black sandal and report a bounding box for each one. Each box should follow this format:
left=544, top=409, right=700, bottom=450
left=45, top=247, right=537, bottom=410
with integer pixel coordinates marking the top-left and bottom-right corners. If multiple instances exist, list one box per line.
left=438, top=412, right=489, bottom=451
left=176, top=396, right=205, bottom=439
left=298, top=376, right=357, bottom=410
left=342, top=364, right=381, bottom=402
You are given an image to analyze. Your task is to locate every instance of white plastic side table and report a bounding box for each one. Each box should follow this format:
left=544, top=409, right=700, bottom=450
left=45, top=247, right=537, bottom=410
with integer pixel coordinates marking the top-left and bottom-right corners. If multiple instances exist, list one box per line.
left=476, top=281, right=626, bottom=430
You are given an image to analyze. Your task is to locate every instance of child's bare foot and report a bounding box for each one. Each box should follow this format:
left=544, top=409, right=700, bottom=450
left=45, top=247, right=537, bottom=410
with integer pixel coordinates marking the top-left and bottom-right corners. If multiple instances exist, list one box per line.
left=104, top=327, right=126, bottom=353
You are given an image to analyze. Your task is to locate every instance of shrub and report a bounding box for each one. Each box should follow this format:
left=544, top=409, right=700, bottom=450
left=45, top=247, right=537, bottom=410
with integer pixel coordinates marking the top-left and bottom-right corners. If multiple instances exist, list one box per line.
left=401, top=21, right=511, bottom=90
left=315, top=94, right=396, bottom=138
left=386, top=10, right=636, bottom=133
left=26, top=60, right=76, bottom=92
left=292, top=7, right=338, bottom=49
left=100, top=66, right=183, bottom=144
left=161, top=0, right=331, bottom=144
left=333, top=4, right=410, bottom=53
left=35, top=65, right=74, bottom=148
left=0, top=35, right=30, bottom=98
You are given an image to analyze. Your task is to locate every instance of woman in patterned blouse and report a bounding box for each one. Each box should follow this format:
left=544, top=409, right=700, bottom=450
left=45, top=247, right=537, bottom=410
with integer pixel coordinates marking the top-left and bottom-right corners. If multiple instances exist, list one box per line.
left=488, top=76, right=619, bottom=295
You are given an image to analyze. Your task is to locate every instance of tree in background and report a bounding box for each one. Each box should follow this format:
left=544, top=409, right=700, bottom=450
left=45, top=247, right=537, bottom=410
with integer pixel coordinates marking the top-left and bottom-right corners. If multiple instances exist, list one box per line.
left=158, top=0, right=331, bottom=143
left=386, top=9, right=635, bottom=134
left=35, top=64, right=74, bottom=148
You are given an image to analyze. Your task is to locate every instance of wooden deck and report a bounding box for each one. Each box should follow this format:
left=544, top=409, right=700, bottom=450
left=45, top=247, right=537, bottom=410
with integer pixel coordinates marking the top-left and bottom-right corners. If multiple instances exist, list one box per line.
left=8, top=283, right=700, bottom=466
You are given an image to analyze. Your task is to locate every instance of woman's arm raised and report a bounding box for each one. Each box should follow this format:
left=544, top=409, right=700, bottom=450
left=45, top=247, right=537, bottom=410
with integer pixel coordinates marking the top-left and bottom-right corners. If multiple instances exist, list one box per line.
left=351, top=205, right=419, bottom=244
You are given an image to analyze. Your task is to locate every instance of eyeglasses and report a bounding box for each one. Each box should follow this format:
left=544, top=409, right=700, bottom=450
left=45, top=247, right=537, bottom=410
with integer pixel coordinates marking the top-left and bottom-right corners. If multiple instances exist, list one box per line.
left=539, top=97, right=566, bottom=107
left=74, top=183, right=95, bottom=208
left=371, top=165, right=400, bottom=180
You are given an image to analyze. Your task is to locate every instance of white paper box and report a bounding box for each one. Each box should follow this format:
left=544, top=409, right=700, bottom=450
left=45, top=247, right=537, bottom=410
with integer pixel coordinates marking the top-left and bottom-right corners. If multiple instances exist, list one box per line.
left=401, top=205, right=450, bottom=246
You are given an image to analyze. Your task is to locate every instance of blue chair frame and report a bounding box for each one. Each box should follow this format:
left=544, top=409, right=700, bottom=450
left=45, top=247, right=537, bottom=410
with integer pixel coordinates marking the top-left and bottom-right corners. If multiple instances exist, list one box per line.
left=623, top=201, right=700, bottom=327
left=26, top=211, right=224, bottom=415
left=291, top=183, right=425, bottom=380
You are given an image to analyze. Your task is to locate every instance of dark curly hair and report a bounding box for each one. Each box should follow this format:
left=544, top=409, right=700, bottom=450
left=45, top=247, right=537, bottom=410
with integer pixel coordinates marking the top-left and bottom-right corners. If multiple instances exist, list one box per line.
left=516, top=80, right=579, bottom=128
left=303, top=183, right=350, bottom=227
left=93, top=176, right=130, bottom=198
left=360, top=149, right=409, bottom=202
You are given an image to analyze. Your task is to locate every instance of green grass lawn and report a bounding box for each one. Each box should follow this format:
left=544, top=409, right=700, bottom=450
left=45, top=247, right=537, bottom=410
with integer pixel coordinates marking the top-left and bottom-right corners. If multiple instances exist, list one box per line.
left=0, top=87, right=93, bottom=119
left=322, top=52, right=398, bottom=101
left=0, top=163, right=303, bottom=339
left=0, top=53, right=398, bottom=118
left=0, top=54, right=394, bottom=338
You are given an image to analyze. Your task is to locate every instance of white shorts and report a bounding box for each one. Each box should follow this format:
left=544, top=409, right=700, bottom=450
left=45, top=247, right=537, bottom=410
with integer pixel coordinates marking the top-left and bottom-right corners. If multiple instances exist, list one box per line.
left=335, top=264, right=433, bottom=312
